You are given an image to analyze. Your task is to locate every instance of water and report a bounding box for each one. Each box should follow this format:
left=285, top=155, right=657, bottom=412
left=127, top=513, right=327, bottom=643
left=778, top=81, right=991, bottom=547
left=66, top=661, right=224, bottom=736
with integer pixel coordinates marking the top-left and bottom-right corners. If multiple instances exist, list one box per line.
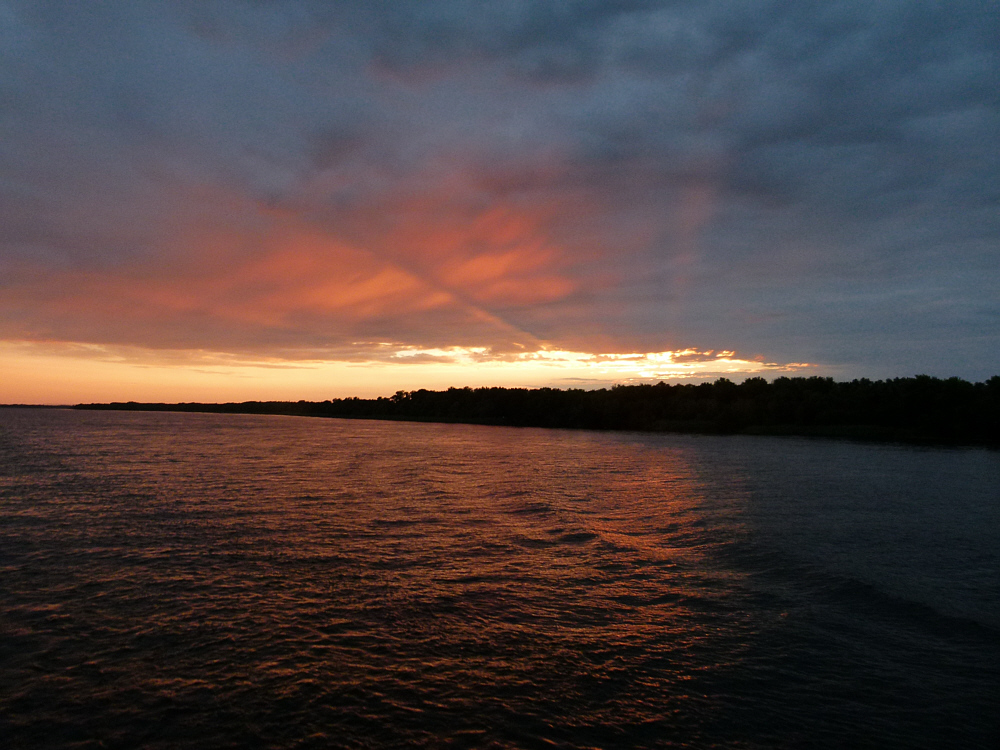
left=1, top=408, right=997, bottom=749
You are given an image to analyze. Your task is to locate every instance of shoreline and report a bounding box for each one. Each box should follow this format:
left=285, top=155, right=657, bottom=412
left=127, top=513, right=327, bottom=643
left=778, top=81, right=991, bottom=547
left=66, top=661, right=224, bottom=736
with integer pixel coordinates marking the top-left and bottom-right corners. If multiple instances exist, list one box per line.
left=62, top=374, right=998, bottom=448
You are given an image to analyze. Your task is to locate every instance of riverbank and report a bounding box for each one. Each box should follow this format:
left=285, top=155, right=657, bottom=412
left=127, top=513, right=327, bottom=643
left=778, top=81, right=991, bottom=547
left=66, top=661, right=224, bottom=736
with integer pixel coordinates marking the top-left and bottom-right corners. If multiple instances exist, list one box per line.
left=72, top=375, right=1000, bottom=447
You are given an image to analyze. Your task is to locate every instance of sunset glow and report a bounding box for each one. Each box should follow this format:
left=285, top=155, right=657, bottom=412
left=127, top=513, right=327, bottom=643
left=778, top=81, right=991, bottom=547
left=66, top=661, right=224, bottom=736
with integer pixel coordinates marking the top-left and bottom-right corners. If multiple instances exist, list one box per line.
left=1, top=2, right=996, bottom=403
left=2, top=5, right=998, bottom=746
left=1, top=340, right=813, bottom=404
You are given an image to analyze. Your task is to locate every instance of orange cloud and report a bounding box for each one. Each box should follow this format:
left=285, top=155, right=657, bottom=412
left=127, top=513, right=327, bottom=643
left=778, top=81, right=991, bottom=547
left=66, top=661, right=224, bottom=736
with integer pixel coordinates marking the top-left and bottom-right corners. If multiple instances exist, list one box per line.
left=371, top=194, right=582, bottom=308
left=2, top=191, right=578, bottom=354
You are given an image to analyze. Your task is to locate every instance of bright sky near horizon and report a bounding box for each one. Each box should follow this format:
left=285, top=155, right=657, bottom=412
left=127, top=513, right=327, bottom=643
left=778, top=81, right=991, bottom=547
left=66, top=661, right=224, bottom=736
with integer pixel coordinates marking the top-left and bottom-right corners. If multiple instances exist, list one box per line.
left=2, top=1, right=998, bottom=403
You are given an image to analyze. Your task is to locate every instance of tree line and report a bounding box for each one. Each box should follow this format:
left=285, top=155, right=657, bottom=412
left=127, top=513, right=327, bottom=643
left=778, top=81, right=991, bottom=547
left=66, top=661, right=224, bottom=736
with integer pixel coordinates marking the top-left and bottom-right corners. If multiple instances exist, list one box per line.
left=76, top=375, right=1000, bottom=446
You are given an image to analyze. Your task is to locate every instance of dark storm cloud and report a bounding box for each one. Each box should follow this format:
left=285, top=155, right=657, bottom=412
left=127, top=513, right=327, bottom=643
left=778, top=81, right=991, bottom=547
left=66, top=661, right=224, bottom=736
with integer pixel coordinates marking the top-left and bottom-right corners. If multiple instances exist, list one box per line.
left=1, top=0, right=997, bottom=378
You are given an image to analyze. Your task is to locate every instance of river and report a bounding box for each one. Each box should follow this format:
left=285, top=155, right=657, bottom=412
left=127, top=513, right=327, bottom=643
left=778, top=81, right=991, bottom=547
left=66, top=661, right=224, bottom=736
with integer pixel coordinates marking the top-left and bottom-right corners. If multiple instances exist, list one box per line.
left=1, top=408, right=997, bottom=748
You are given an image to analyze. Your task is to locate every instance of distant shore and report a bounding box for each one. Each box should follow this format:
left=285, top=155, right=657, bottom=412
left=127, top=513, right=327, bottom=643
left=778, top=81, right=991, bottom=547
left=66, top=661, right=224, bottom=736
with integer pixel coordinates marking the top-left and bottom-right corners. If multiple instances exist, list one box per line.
left=69, top=375, right=1000, bottom=447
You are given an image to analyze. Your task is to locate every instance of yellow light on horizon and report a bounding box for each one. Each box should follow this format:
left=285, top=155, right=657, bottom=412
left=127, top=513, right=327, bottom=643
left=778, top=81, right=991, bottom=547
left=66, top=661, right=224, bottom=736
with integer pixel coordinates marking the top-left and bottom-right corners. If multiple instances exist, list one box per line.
left=0, top=340, right=817, bottom=405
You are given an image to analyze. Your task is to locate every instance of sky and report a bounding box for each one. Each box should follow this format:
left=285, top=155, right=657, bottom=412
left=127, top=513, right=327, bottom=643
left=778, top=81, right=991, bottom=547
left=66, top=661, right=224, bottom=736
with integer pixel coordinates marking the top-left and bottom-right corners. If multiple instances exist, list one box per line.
left=1, top=0, right=998, bottom=403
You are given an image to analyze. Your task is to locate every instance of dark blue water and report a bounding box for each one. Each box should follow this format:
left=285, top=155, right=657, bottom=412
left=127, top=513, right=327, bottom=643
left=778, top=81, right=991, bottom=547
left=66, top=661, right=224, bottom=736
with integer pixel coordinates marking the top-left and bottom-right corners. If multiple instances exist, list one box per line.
left=1, top=408, right=998, bottom=749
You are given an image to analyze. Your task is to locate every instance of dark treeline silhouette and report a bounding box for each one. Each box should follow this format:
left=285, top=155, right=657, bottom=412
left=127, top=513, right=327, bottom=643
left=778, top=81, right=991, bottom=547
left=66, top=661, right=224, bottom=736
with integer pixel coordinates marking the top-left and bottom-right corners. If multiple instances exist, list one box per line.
left=76, top=375, right=1000, bottom=446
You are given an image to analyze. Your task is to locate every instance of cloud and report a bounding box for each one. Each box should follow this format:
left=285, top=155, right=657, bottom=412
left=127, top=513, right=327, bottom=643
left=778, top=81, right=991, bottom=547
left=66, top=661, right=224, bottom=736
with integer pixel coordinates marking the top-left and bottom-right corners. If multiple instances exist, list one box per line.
left=1, top=0, right=998, bottom=389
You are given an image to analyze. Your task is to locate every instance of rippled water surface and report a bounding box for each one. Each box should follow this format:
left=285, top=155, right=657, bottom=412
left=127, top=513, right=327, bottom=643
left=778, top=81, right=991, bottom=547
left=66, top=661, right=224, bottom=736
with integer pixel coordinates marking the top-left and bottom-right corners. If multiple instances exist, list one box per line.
left=1, top=408, right=998, bottom=749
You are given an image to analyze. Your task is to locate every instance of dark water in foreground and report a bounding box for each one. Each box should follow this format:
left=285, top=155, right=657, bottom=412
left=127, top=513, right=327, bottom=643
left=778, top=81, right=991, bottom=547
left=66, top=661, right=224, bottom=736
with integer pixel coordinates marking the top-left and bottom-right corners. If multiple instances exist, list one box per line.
left=1, top=409, right=998, bottom=749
